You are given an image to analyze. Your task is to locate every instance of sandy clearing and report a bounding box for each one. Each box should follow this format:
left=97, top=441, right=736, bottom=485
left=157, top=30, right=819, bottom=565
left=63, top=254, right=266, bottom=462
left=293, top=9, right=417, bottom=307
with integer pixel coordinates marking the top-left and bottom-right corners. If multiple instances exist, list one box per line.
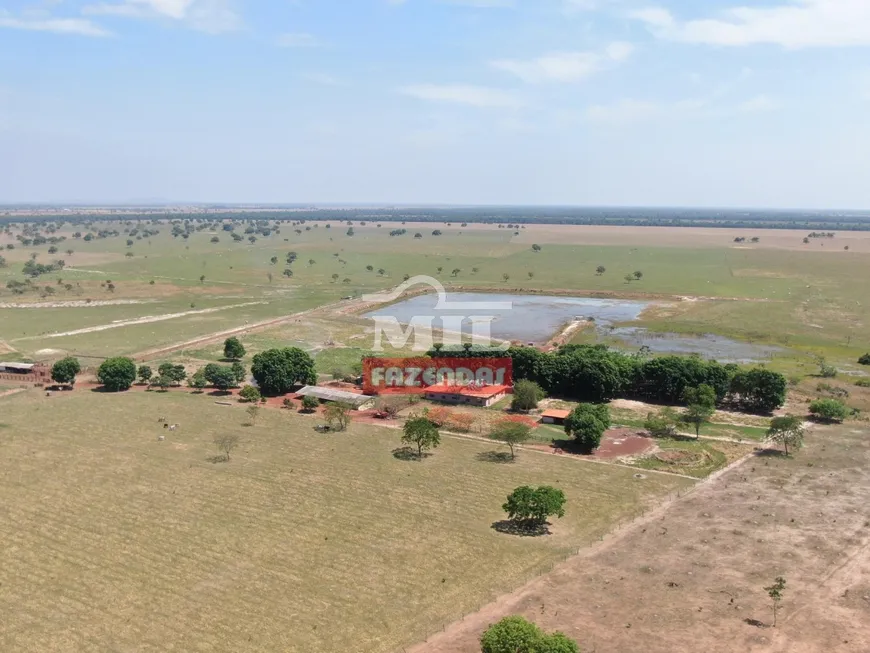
left=0, top=299, right=152, bottom=309
left=10, top=301, right=267, bottom=341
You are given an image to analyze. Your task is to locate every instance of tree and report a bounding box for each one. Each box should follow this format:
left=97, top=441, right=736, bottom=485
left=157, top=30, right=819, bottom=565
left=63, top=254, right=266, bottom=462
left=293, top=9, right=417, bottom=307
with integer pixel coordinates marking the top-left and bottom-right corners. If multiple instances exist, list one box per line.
left=683, top=384, right=717, bottom=409
left=231, top=361, right=246, bottom=384
left=239, top=385, right=262, bottom=403
left=50, top=356, right=81, bottom=386
left=151, top=375, right=172, bottom=392
left=245, top=404, right=261, bottom=424
left=502, top=273, right=510, bottom=282
left=816, top=356, right=837, bottom=378
left=324, top=402, right=353, bottom=431
left=137, top=365, right=153, bottom=385
left=270, top=256, right=278, bottom=265
left=502, top=486, right=566, bottom=533
left=472, top=266, right=479, bottom=274
left=858, top=353, right=870, bottom=365
left=301, top=395, right=319, bottom=412
left=531, top=244, right=542, bottom=252
left=188, top=369, right=207, bottom=391
left=728, top=368, right=787, bottom=412
left=511, top=379, right=544, bottom=411
left=564, top=403, right=610, bottom=453
left=214, top=434, right=239, bottom=461
left=96, top=357, right=137, bottom=392
left=158, top=362, right=187, bottom=386
left=764, top=577, right=786, bottom=627
left=283, top=268, right=293, bottom=278
left=251, top=347, right=316, bottom=395
left=767, top=415, right=805, bottom=455
left=331, top=273, right=339, bottom=282
left=402, top=416, right=440, bottom=459
left=809, top=398, right=848, bottom=423
left=377, top=268, right=386, bottom=276
left=204, top=364, right=238, bottom=391
left=366, top=265, right=374, bottom=272
left=199, top=274, right=206, bottom=284
left=633, top=270, right=643, bottom=280
left=489, top=421, right=532, bottom=460
left=0, top=255, right=6, bottom=268
left=452, top=268, right=461, bottom=277
left=644, top=407, right=679, bottom=438
left=681, top=403, right=714, bottom=438
left=596, top=265, right=606, bottom=275
left=224, top=336, right=246, bottom=360
left=624, top=274, right=633, bottom=283
left=480, top=617, right=541, bottom=653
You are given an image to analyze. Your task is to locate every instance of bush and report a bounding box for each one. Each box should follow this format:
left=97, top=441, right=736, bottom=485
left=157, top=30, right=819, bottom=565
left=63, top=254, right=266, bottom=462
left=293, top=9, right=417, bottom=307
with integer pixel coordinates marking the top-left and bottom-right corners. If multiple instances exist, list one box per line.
left=480, top=616, right=580, bottom=653
left=238, top=385, right=262, bottom=403
left=858, top=353, right=870, bottom=366
left=816, top=382, right=849, bottom=399
left=644, top=408, right=678, bottom=438
left=96, top=357, right=137, bottom=392
left=301, top=395, right=319, bottom=412
left=564, top=403, right=610, bottom=453
left=426, top=406, right=455, bottom=427
left=282, top=398, right=296, bottom=409
left=854, top=378, right=870, bottom=388
left=809, top=398, right=849, bottom=423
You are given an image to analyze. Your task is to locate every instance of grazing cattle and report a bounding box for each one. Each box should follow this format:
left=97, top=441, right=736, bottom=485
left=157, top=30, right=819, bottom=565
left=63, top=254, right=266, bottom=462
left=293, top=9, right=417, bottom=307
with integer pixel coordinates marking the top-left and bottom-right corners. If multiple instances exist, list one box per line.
left=163, top=423, right=169, bottom=429
left=158, top=435, right=165, bottom=441
left=169, top=424, right=178, bottom=431
left=158, top=417, right=166, bottom=423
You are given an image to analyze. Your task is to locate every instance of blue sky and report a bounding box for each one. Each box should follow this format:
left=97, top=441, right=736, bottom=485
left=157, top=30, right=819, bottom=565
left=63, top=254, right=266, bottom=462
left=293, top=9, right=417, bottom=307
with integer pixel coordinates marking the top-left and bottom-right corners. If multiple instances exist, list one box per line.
left=1, top=0, right=869, bottom=208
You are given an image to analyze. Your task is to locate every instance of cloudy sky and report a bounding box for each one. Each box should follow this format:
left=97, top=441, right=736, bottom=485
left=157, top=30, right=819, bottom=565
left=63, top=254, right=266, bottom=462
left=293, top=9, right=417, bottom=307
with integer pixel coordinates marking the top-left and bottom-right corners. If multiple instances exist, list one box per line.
left=1, top=0, right=868, bottom=208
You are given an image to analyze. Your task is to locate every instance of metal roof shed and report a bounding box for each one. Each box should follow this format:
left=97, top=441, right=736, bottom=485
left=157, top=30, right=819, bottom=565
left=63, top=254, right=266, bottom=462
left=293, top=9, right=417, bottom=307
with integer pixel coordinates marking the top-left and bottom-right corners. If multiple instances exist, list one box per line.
left=295, top=386, right=374, bottom=409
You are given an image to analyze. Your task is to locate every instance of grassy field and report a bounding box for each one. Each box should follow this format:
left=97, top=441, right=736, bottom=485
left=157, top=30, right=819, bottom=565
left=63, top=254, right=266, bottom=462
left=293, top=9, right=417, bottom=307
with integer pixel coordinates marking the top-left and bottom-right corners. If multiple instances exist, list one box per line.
left=0, top=388, right=692, bottom=653
left=3, top=221, right=870, bottom=367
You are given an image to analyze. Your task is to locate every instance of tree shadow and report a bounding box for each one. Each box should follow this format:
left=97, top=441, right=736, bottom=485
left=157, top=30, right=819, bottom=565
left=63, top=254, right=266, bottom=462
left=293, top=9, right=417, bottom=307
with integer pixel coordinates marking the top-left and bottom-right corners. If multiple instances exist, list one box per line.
left=754, top=447, right=787, bottom=458
left=206, top=454, right=229, bottom=464
left=743, top=618, right=767, bottom=628
left=552, top=438, right=596, bottom=456
left=476, top=450, right=514, bottom=464
left=206, top=389, right=233, bottom=397
left=89, top=386, right=123, bottom=393
left=490, top=520, right=551, bottom=537
left=392, top=446, right=430, bottom=462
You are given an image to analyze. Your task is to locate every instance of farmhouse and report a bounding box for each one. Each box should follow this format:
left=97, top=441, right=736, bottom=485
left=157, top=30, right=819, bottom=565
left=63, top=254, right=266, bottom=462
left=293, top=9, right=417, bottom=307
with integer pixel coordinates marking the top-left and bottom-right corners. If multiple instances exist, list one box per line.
left=423, top=383, right=510, bottom=408
left=295, top=385, right=375, bottom=410
left=540, top=408, right=570, bottom=425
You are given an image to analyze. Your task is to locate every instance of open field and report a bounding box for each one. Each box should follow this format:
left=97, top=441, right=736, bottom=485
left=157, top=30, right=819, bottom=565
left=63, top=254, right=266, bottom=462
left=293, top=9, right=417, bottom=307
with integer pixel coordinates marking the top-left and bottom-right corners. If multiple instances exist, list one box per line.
left=3, top=220, right=870, bottom=367
left=410, top=422, right=870, bottom=653
left=0, top=388, right=692, bottom=653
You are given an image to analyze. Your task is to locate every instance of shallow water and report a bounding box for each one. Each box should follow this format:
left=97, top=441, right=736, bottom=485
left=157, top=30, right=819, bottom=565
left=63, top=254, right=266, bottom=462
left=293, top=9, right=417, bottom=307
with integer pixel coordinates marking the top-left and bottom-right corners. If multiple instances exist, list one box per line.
left=364, top=292, right=783, bottom=363
left=364, top=293, right=650, bottom=344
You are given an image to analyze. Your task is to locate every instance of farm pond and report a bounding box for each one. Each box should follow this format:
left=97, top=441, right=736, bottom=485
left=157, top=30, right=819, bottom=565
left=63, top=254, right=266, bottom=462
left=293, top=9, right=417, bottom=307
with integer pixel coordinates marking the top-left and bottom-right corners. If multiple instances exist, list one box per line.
left=364, top=292, right=783, bottom=363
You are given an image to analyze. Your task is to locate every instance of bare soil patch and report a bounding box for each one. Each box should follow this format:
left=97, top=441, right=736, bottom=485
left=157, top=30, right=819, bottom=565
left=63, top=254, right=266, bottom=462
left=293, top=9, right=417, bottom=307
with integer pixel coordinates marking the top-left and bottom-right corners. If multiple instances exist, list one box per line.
left=409, top=423, right=870, bottom=653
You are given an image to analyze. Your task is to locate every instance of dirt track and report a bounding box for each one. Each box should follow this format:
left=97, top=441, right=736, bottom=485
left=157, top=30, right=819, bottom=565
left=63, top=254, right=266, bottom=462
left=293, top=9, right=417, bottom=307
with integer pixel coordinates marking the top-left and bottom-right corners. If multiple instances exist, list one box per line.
left=409, top=424, right=870, bottom=653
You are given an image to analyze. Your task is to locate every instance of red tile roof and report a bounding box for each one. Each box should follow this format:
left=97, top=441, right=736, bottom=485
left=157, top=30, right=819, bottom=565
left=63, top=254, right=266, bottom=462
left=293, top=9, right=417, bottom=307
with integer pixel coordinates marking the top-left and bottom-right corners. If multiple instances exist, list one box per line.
left=424, top=384, right=510, bottom=398
left=541, top=409, right=571, bottom=419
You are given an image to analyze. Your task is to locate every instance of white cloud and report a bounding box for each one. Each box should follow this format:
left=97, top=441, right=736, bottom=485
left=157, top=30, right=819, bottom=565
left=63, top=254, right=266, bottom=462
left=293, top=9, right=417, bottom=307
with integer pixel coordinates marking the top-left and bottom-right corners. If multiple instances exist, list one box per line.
left=277, top=32, right=320, bottom=47
left=585, top=94, right=780, bottom=124
left=491, top=41, right=633, bottom=83
left=400, top=84, right=522, bottom=108
left=0, top=12, right=111, bottom=37
left=82, top=0, right=239, bottom=34
left=630, top=1, right=870, bottom=49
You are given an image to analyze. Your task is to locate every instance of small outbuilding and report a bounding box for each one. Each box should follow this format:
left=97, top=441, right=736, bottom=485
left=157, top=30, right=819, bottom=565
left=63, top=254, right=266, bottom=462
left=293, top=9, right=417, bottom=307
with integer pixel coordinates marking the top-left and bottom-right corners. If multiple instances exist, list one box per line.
left=295, top=385, right=375, bottom=410
left=540, top=408, right=570, bottom=426
left=0, top=362, right=35, bottom=374
left=423, top=383, right=510, bottom=408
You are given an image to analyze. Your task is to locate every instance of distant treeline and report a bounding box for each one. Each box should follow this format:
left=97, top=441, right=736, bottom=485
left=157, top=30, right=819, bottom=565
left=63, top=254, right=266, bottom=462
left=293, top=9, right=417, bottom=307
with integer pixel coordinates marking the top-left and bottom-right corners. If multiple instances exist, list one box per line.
left=428, top=344, right=787, bottom=413
left=3, top=206, right=870, bottom=231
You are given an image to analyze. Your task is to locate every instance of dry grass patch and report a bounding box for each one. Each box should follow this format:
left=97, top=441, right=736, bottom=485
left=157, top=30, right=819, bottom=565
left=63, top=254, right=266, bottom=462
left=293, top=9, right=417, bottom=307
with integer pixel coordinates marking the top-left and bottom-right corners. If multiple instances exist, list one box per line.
left=0, top=389, right=691, bottom=653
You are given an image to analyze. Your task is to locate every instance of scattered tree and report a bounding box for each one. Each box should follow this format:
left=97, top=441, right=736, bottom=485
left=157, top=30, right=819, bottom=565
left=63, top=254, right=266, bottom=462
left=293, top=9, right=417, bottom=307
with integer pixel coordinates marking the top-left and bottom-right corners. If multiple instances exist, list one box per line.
left=96, top=357, right=137, bottom=392
left=223, top=336, right=246, bottom=360
left=245, top=404, right=261, bottom=425
left=401, top=416, right=441, bottom=459
left=323, top=402, right=353, bottom=431
left=204, top=363, right=238, bottom=391
left=764, top=576, right=786, bottom=627
left=251, top=347, right=317, bottom=395
left=624, top=273, right=633, bottom=283
left=596, top=265, right=606, bottom=275
left=502, top=273, right=510, bottom=282
left=137, top=365, right=153, bottom=385
left=531, top=244, right=542, bottom=252
left=502, top=485, right=566, bottom=533
left=767, top=415, right=805, bottom=455
left=50, top=356, right=81, bottom=386
left=681, top=403, right=714, bottom=439
left=188, top=369, right=207, bottom=391
left=633, top=270, right=643, bottom=280
left=489, top=421, right=532, bottom=460
left=151, top=375, right=173, bottom=392
left=231, top=361, right=246, bottom=384
left=157, top=362, right=187, bottom=386
left=858, top=353, right=870, bottom=365
left=564, top=403, right=610, bottom=453
left=214, top=434, right=239, bottom=461
left=480, top=616, right=579, bottom=653
left=511, top=379, right=544, bottom=411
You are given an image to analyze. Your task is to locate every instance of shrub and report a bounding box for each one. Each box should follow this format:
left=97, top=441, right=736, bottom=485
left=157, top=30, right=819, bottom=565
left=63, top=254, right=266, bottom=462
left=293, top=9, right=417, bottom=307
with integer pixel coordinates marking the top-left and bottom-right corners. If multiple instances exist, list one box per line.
left=238, top=385, right=262, bottom=403
left=426, top=406, right=455, bottom=427
left=511, top=379, right=544, bottom=411
left=301, top=395, right=319, bottom=412
left=854, top=378, right=870, bottom=388
left=282, top=398, right=296, bottom=409
left=858, top=353, right=870, bottom=366
left=809, top=398, right=849, bottom=423
left=448, top=412, right=477, bottom=432
left=644, top=408, right=678, bottom=438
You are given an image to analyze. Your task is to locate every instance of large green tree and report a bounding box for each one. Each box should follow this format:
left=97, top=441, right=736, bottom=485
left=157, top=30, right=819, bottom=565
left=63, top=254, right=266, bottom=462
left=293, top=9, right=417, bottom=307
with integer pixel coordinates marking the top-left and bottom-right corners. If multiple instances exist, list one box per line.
left=511, top=379, right=544, bottom=412
left=50, top=356, right=81, bottom=386
left=502, top=486, right=566, bottom=533
left=96, top=357, right=137, bottom=392
left=251, top=347, right=316, bottom=395
left=564, top=403, right=610, bottom=453
left=223, top=336, right=246, bottom=361
left=401, top=416, right=441, bottom=459
left=203, top=363, right=238, bottom=391
left=157, top=362, right=187, bottom=386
